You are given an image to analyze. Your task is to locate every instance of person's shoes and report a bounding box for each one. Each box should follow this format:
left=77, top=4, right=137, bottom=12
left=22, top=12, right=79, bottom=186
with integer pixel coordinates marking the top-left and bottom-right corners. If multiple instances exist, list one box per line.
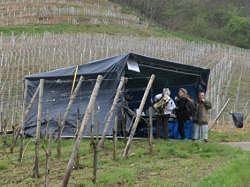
left=204, top=139, right=208, bottom=143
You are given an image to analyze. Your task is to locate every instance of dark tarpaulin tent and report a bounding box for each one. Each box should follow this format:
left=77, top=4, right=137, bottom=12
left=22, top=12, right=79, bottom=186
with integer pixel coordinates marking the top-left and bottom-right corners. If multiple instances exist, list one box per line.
left=24, top=53, right=210, bottom=137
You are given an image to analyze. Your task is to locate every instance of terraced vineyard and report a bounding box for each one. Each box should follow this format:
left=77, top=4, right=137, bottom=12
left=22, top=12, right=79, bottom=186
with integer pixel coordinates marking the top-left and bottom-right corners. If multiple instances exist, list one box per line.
left=0, top=0, right=143, bottom=27
left=0, top=0, right=249, bottom=129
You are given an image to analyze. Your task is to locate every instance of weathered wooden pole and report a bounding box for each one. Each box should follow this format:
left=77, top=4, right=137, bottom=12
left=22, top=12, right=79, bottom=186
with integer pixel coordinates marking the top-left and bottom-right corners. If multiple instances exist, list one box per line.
left=61, top=76, right=84, bottom=133
left=123, top=74, right=155, bottom=158
left=74, top=109, right=80, bottom=169
left=98, top=76, right=125, bottom=147
left=62, top=75, right=103, bottom=187
left=74, top=108, right=80, bottom=138
left=57, top=114, right=62, bottom=160
left=0, top=111, right=3, bottom=133
left=113, top=114, right=118, bottom=160
left=33, top=79, right=45, bottom=178
left=121, top=107, right=127, bottom=144
left=209, top=98, right=230, bottom=130
left=91, top=105, right=98, bottom=184
left=45, top=111, right=49, bottom=142
left=92, top=139, right=98, bottom=184
left=234, top=66, right=243, bottom=111
left=19, top=82, right=40, bottom=162
left=2, top=119, right=7, bottom=146
left=44, top=133, right=52, bottom=187
left=10, top=124, right=19, bottom=153
left=148, top=107, right=153, bottom=154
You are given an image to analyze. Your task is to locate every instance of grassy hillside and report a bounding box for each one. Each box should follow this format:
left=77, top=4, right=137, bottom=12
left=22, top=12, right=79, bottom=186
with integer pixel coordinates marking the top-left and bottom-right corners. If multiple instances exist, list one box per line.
left=112, top=0, right=250, bottom=49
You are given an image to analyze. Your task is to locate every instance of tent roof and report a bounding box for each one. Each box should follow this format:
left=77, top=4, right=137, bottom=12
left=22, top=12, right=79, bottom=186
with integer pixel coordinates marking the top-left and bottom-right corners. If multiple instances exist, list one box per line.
left=26, top=53, right=210, bottom=80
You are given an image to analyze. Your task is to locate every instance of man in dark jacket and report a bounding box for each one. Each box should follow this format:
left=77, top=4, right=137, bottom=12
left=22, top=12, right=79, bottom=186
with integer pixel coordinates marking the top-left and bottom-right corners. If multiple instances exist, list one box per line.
left=193, top=91, right=212, bottom=142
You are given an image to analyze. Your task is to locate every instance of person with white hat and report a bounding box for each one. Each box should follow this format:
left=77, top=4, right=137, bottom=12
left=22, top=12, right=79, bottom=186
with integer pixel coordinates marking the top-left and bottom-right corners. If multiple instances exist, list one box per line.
left=153, top=88, right=176, bottom=139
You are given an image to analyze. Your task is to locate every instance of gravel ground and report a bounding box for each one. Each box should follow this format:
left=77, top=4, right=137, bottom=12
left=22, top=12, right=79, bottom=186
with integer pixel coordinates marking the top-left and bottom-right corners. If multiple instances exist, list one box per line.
left=222, top=142, right=250, bottom=151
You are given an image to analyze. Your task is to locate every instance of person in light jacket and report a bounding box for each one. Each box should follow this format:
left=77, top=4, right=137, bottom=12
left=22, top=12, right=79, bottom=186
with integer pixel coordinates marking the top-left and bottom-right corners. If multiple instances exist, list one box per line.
left=193, top=91, right=212, bottom=142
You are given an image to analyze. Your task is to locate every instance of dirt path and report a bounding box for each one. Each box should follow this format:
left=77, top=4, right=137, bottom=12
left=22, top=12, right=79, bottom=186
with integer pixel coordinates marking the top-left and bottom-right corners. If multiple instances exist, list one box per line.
left=222, top=142, right=250, bottom=151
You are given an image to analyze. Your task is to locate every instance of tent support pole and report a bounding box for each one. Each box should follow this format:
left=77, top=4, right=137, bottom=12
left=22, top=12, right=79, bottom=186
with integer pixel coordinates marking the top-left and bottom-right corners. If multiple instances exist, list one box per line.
left=123, top=74, right=155, bottom=158
left=33, top=79, right=45, bottom=178
left=98, top=76, right=125, bottom=148
left=62, top=75, right=103, bottom=187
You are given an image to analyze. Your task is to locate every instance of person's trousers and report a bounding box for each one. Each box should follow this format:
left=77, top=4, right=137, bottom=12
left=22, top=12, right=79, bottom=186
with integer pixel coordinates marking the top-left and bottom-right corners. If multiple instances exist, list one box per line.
left=178, top=119, right=185, bottom=139
left=192, top=123, right=208, bottom=140
left=156, top=115, right=168, bottom=139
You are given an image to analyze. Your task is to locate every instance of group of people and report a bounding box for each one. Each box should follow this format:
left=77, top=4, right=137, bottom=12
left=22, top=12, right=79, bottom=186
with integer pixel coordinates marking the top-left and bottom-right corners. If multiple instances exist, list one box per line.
left=153, top=87, right=212, bottom=142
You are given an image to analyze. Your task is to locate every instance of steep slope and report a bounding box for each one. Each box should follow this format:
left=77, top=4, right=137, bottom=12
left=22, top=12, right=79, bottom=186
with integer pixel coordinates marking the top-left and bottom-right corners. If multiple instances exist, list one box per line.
left=112, top=0, right=250, bottom=49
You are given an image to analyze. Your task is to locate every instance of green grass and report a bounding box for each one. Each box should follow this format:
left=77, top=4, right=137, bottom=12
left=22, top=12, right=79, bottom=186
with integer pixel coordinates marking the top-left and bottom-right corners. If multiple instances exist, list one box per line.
left=209, top=130, right=250, bottom=142
left=1, top=131, right=250, bottom=186
left=0, top=23, right=219, bottom=44
left=0, top=23, right=171, bottom=37
left=197, top=154, right=250, bottom=187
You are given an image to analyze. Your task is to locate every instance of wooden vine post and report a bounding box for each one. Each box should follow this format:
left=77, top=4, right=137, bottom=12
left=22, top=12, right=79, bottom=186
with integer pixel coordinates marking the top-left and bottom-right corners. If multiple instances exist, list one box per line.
left=33, top=79, right=45, bottom=178
left=17, top=79, right=28, bottom=158
left=123, top=74, right=155, bottom=158
left=19, top=82, right=40, bottom=162
left=57, top=114, right=62, bottom=159
left=91, top=105, right=98, bottom=184
left=113, top=114, right=118, bottom=160
left=148, top=107, right=153, bottom=154
left=44, top=133, right=52, bottom=187
left=62, top=75, right=103, bottom=187
left=74, top=108, right=81, bottom=169
left=58, top=76, right=84, bottom=160
left=61, top=76, right=84, bottom=133
left=209, top=98, right=230, bottom=130
left=98, top=76, right=125, bottom=147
